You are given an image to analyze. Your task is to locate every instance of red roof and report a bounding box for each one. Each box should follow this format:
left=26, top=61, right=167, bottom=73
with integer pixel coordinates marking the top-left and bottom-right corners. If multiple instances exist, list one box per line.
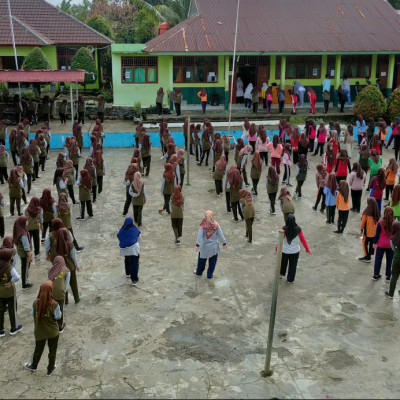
left=145, top=0, right=400, bottom=53
left=0, top=69, right=85, bottom=82
left=0, top=0, right=112, bottom=46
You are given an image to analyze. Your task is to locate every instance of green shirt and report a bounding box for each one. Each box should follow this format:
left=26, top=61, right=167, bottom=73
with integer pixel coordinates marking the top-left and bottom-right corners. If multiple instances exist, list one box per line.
left=52, top=270, right=69, bottom=301
left=0, top=267, right=15, bottom=298
left=33, top=299, right=59, bottom=341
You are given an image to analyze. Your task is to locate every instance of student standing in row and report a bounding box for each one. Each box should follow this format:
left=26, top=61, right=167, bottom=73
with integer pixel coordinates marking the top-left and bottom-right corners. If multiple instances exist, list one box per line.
left=93, top=150, right=105, bottom=194
left=228, top=166, right=244, bottom=222
left=117, top=217, right=141, bottom=286
left=384, top=158, right=397, bottom=203
left=122, top=163, right=138, bottom=217
left=386, top=220, right=400, bottom=299
left=239, top=189, right=255, bottom=243
left=194, top=210, right=227, bottom=279
left=349, top=162, right=366, bottom=213
left=213, top=155, right=226, bottom=197
left=266, top=166, right=279, bottom=215
left=25, top=197, right=43, bottom=259
left=359, top=198, right=380, bottom=263
left=334, top=181, right=350, bottom=234
left=335, top=149, right=351, bottom=183
left=84, top=158, right=97, bottom=203
left=282, top=144, right=292, bottom=186
left=250, top=151, right=262, bottom=196
left=77, top=170, right=93, bottom=220
left=0, top=145, right=9, bottom=184
left=295, top=154, right=308, bottom=198
left=256, top=129, right=269, bottom=166
left=129, top=172, right=146, bottom=227
left=313, top=122, right=327, bottom=156
left=40, top=189, right=57, bottom=243
left=324, top=173, right=338, bottom=224
left=159, top=163, right=175, bottom=215
left=24, top=281, right=61, bottom=376
left=170, top=185, right=184, bottom=245
left=369, top=167, right=386, bottom=213
left=8, top=168, right=24, bottom=217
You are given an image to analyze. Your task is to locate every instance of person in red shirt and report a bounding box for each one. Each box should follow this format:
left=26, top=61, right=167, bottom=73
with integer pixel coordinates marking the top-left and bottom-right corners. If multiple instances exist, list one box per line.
left=324, top=143, right=335, bottom=174
left=288, top=89, right=298, bottom=115
left=369, top=167, right=386, bottom=213
left=290, top=127, right=300, bottom=164
left=335, top=149, right=351, bottom=183
left=307, top=87, right=317, bottom=114
left=328, top=130, right=340, bottom=158
left=369, top=134, right=381, bottom=155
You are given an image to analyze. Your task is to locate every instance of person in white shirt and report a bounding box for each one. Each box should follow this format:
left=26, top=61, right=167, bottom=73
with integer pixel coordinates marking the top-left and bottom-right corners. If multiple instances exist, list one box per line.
left=341, top=76, right=352, bottom=105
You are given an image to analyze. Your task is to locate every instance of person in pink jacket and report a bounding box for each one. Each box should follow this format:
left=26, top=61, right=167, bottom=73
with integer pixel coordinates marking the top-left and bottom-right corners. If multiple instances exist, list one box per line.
left=267, top=135, right=283, bottom=174
left=256, top=130, right=270, bottom=166
left=248, top=123, right=257, bottom=154
left=282, top=143, right=292, bottom=186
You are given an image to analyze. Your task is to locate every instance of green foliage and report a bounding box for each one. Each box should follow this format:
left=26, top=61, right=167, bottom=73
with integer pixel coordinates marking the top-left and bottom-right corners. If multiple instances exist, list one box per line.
left=134, top=101, right=141, bottom=114
left=353, top=86, right=386, bottom=120
left=71, top=47, right=97, bottom=86
left=386, top=90, right=400, bottom=120
left=133, top=10, right=158, bottom=43
left=21, top=47, right=52, bottom=71
left=99, top=89, right=113, bottom=103
left=389, top=0, right=400, bottom=9
left=86, top=14, right=114, bottom=39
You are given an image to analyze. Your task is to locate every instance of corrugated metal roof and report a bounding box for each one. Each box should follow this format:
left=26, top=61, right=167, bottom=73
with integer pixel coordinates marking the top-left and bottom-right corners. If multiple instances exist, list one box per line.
left=0, top=69, right=85, bottom=82
left=0, top=0, right=112, bottom=47
left=145, top=0, right=400, bottom=53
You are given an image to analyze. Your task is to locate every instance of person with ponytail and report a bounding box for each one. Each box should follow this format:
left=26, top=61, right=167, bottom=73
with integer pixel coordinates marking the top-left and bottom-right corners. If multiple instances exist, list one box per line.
left=24, top=281, right=61, bottom=376
left=373, top=206, right=394, bottom=281
left=349, top=162, right=366, bottom=213
left=323, top=173, right=338, bottom=224
left=359, top=198, right=380, bottom=263
left=334, top=180, right=350, bottom=234
left=369, top=167, right=386, bottom=213
left=384, top=158, right=398, bottom=203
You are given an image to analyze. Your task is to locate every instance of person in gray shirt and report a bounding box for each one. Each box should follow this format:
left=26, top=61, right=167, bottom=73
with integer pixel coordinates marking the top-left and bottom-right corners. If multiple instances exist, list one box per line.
left=193, top=210, right=228, bottom=279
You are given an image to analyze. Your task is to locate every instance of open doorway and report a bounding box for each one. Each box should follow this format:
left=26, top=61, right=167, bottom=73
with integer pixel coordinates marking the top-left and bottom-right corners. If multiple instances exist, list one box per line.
left=237, top=66, right=257, bottom=93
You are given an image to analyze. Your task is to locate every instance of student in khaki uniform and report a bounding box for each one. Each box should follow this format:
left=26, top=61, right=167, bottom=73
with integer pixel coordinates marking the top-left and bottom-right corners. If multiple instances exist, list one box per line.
left=0, top=145, right=9, bottom=184
left=8, top=168, right=24, bottom=216
left=84, top=158, right=97, bottom=203
left=228, top=166, right=244, bottom=222
left=20, top=148, right=34, bottom=194
left=123, top=163, right=138, bottom=216
left=67, top=139, right=80, bottom=175
left=24, top=281, right=61, bottom=376
left=93, top=150, right=105, bottom=195
left=250, top=151, right=262, bottom=196
left=45, top=218, right=65, bottom=263
left=48, top=256, right=70, bottom=333
left=40, top=189, right=58, bottom=243
left=42, top=126, right=51, bottom=157
left=239, top=189, right=256, bottom=243
left=266, top=166, right=279, bottom=215
left=140, top=134, right=151, bottom=177
left=74, top=125, right=84, bottom=153
left=57, top=194, right=84, bottom=252
left=159, top=163, right=175, bottom=215
left=213, top=154, right=227, bottom=197
left=170, top=185, right=184, bottom=245
left=212, top=138, right=223, bottom=173
left=76, top=169, right=93, bottom=220
left=198, top=128, right=211, bottom=166
left=37, top=134, right=47, bottom=173
left=58, top=100, right=67, bottom=124
left=28, top=139, right=40, bottom=180
left=63, top=160, right=77, bottom=204
left=16, top=129, right=27, bottom=157
left=237, top=144, right=252, bottom=187
left=129, top=172, right=146, bottom=227
left=0, top=240, right=22, bottom=337
left=13, top=216, right=33, bottom=290
left=177, top=149, right=186, bottom=186
left=222, top=135, right=231, bottom=164
left=24, top=197, right=43, bottom=258
left=9, top=129, right=18, bottom=167
left=53, top=168, right=67, bottom=197
left=279, top=188, right=295, bottom=223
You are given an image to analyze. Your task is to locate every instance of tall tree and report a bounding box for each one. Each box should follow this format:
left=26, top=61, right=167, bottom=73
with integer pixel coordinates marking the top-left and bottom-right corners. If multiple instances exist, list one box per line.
left=71, top=47, right=97, bottom=91
left=389, top=0, right=400, bottom=9
left=86, top=14, right=114, bottom=38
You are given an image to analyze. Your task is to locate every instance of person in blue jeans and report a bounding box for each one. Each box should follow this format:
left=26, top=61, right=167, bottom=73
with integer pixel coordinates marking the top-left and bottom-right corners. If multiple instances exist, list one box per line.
left=117, top=217, right=141, bottom=286
left=194, top=210, right=228, bottom=279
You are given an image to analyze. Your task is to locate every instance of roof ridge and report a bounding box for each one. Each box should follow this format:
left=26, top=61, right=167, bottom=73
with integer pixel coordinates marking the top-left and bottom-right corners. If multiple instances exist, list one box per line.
left=11, top=15, right=52, bottom=45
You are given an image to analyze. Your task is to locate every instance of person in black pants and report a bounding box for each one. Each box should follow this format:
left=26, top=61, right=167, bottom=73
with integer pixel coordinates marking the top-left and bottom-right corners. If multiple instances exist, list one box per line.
left=323, top=90, right=330, bottom=114
left=338, top=87, right=347, bottom=113
left=277, top=87, right=285, bottom=115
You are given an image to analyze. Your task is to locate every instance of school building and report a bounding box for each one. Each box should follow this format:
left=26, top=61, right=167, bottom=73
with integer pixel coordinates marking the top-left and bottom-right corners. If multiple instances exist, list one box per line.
left=112, top=0, right=400, bottom=109
left=0, top=0, right=112, bottom=91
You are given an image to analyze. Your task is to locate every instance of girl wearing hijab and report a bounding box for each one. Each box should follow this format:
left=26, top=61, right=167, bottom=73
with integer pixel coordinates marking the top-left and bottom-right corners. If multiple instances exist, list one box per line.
left=213, top=154, right=227, bottom=197
left=129, top=172, right=146, bottom=227
left=197, top=88, right=207, bottom=114
left=344, top=124, right=354, bottom=157
left=45, top=218, right=65, bottom=263
left=140, top=134, right=152, bottom=177
left=279, top=214, right=311, bottom=283
left=358, top=144, right=370, bottom=176
left=282, top=143, right=292, bottom=186
left=62, top=161, right=76, bottom=204
left=384, top=158, right=398, bottom=203
left=16, top=129, right=28, bottom=157
left=237, top=144, right=252, bottom=186
left=57, top=194, right=84, bottom=252
left=24, top=197, right=43, bottom=258
left=21, top=148, right=33, bottom=194
left=228, top=166, right=244, bottom=222
left=369, top=167, right=386, bottom=212
left=76, top=170, right=93, bottom=220
left=48, top=256, right=70, bottom=333
left=74, top=125, right=83, bottom=153
left=40, top=189, right=58, bottom=243
left=67, top=138, right=81, bottom=175
left=256, top=130, right=270, bottom=166
left=28, top=139, right=40, bottom=180
left=367, top=150, right=382, bottom=189
left=267, top=135, right=283, bottom=175
left=24, top=281, right=61, bottom=376
left=234, top=138, right=245, bottom=165
left=239, top=189, right=256, bottom=243
left=250, top=151, right=262, bottom=196
left=0, top=145, right=9, bottom=184
left=248, top=124, right=257, bottom=153
left=9, top=129, right=18, bottom=166
left=93, top=150, right=105, bottom=194
left=117, top=217, right=141, bottom=285
left=156, top=87, right=164, bottom=116
left=37, top=134, right=47, bottom=172
left=0, top=240, right=21, bottom=337
left=295, top=154, right=308, bottom=198
left=372, top=206, right=394, bottom=282
left=194, top=211, right=227, bottom=278
left=241, top=118, right=250, bottom=141
left=359, top=197, right=380, bottom=263
left=266, top=166, right=279, bottom=215
left=176, top=149, right=186, bottom=186
left=170, top=185, right=184, bottom=245
left=386, top=220, right=400, bottom=298
left=278, top=188, right=295, bottom=223
left=159, top=163, right=175, bottom=215
left=334, top=181, right=350, bottom=234
left=390, top=185, right=400, bottom=221
left=84, top=157, right=97, bottom=203
left=222, top=135, right=231, bottom=164
left=8, top=167, right=24, bottom=216
left=323, top=173, right=338, bottom=224
left=13, top=216, right=33, bottom=290
left=0, top=120, right=7, bottom=146
left=244, top=83, right=253, bottom=109
left=313, top=122, right=327, bottom=156
left=193, top=124, right=202, bottom=162
left=123, top=163, right=138, bottom=216
left=335, top=149, right=351, bottom=183
left=198, top=127, right=211, bottom=166
left=348, top=162, right=366, bottom=213
left=251, top=86, right=259, bottom=114
left=212, top=138, right=222, bottom=173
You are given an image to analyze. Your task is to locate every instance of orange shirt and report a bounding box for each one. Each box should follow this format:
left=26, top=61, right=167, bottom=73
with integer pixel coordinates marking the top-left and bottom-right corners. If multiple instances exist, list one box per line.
left=385, top=167, right=396, bottom=186
left=197, top=91, right=207, bottom=102
left=336, top=192, right=350, bottom=211
left=360, top=214, right=377, bottom=238
left=379, top=128, right=388, bottom=141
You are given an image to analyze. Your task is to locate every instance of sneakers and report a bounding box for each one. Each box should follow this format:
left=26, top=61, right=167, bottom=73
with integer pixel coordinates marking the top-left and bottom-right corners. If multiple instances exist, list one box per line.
left=59, top=323, right=66, bottom=333
left=35, top=254, right=40, bottom=259
left=40, top=238, right=45, bottom=243
left=10, top=325, right=23, bottom=335
left=47, top=365, right=57, bottom=376
left=245, top=238, right=252, bottom=243
left=385, top=291, right=393, bottom=299
left=232, top=218, right=239, bottom=222
left=193, top=269, right=201, bottom=276
left=333, top=230, right=341, bottom=234
left=76, top=217, right=84, bottom=221
left=126, top=275, right=131, bottom=278
left=372, top=275, right=382, bottom=281
left=175, top=239, right=181, bottom=246
left=286, top=183, right=293, bottom=187
left=131, top=281, right=138, bottom=286
left=358, top=257, right=371, bottom=263
left=0, top=330, right=5, bottom=337
left=269, top=210, right=276, bottom=215
left=22, top=283, right=33, bottom=291
left=24, top=363, right=37, bottom=372
left=386, top=277, right=391, bottom=282
left=76, top=247, right=85, bottom=253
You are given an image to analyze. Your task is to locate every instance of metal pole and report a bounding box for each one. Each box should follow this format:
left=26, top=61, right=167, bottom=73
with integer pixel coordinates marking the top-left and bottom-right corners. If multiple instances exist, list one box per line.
left=186, top=116, right=190, bottom=186
left=262, top=229, right=284, bottom=377
left=227, top=0, right=240, bottom=136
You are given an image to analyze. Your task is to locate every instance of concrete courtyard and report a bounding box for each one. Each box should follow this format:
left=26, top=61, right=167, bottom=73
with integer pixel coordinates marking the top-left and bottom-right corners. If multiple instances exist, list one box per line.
left=1, top=140, right=400, bottom=399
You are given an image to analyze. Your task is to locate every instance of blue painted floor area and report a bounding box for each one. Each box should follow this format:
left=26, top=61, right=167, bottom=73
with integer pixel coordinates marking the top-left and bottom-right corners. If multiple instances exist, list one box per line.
left=9, top=126, right=392, bottom=150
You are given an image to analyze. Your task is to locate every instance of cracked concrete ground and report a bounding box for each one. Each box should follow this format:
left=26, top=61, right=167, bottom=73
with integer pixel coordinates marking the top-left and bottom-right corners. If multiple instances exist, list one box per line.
left=1, top=138, right=400, bottom=399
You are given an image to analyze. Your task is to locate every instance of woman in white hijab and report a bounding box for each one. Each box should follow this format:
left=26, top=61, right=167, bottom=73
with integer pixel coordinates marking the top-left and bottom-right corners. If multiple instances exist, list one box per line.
left=244, top=83, right=253, bottom=109
left=236, top=77, right=244, bottom=104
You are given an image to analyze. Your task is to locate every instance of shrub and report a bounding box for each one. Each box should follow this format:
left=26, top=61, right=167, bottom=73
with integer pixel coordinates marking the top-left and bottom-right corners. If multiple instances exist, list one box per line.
left=353, top=86, right=386, bottom=120
left=99, top=89, right=113, bottom=103
left=386, top=90, right=400, bottom=120
left=22, top=47, right=52, bottom=70
left=71, top=47, right=97, bottom=88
